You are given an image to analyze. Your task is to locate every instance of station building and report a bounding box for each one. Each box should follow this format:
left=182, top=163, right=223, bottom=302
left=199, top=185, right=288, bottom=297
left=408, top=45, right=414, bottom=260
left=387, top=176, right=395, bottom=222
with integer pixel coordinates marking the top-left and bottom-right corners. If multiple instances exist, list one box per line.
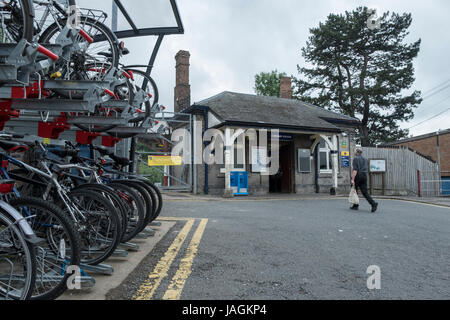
left=173, top=51, right=361, bottom=196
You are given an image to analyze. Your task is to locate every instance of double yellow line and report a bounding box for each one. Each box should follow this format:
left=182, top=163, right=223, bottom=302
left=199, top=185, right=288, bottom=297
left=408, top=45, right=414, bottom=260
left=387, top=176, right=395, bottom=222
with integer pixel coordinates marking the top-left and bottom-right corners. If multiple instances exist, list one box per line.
left=132, top=218, right=208, bottom=300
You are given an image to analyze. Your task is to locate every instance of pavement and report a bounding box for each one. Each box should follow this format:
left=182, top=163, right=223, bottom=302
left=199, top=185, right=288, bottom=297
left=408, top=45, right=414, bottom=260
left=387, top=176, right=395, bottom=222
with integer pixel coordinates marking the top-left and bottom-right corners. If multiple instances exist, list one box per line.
left=162, top=191, right=450, bottom=208
left=59, top=221, right=176, bottom=300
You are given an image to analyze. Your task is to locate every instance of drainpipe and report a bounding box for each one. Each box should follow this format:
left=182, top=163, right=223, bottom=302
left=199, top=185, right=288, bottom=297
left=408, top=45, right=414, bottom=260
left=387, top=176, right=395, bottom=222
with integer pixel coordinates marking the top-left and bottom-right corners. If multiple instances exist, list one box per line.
left=314, top=144, right=320, bottom=193
left=193, top=115, right=198, bottom=194
left=437, top=130, right=442, bottom=194
left=202, top=109, right=209, bottom=195
left=437, top=130, right=442, bottom=177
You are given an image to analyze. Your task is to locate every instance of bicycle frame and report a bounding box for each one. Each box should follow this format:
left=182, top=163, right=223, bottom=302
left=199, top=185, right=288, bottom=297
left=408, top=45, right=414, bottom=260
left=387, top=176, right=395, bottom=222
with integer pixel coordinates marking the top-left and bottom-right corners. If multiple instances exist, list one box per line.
left=33, top=0, right=67, bottom=35
left=0, top=151, right=85, bottom=222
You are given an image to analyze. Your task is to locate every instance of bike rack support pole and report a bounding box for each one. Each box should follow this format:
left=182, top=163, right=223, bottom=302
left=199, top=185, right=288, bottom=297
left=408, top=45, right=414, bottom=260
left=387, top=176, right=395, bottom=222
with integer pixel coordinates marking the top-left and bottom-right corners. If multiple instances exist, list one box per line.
left=79, top=276, right=96, bottom=289
left=112, top=249, right=129, bottom=258
left=149, top=221, right=162, bottom=227
left=80, top=263, right=114, bottom=276
left=118, top=242, right=140, bottom=252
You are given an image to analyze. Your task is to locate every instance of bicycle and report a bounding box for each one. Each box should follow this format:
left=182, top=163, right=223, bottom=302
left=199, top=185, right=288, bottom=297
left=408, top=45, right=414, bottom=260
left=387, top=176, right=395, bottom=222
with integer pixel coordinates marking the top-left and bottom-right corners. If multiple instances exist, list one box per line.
left=0, top=180, right=39, bottom=300
left=1, top=142, right=122, bottom=266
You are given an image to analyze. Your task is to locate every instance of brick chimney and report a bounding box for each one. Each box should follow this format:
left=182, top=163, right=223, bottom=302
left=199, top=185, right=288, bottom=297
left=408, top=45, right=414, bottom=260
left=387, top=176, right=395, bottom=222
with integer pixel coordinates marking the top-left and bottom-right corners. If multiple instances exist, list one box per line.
left=280, top=77, right=292, bottom=99
left=174, top=50, right=191, bottom=113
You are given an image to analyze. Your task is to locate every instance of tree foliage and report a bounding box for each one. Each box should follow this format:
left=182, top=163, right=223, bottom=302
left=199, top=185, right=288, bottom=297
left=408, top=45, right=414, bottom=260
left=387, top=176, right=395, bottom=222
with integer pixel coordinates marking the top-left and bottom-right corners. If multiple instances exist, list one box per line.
left=294, top=7, right=422, bottom=146
left=254, top=70, right=288, bottom=97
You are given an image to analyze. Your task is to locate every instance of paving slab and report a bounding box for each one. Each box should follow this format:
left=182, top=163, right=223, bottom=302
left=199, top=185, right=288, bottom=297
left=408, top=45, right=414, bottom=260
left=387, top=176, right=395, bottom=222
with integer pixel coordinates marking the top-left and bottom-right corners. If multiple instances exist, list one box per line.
left=58, top=221, right=176, bottom=300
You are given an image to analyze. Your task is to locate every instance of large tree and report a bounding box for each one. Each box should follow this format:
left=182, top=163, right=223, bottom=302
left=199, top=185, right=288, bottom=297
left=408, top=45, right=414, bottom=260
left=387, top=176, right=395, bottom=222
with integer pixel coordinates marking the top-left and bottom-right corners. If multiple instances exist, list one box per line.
left=254, top=70, right=287, bottom=97
left=294, top=7, right=422, bottom=146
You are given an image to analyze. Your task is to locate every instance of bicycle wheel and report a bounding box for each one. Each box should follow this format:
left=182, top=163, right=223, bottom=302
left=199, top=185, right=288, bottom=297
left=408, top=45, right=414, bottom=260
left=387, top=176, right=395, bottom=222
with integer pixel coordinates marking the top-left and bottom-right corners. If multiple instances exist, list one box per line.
left=107, top=182, right=145, bottom=243
left=126, top=179, right=158, bottom=223
left=71, top=184, right=128, bottom=241
left=126, top=69, right=159, bottom=113
left=67, top=189, right=121, bottom=266
left=0, top=0, right=34, bottom=43
left=135, top=178, right=163, bottom=221
left=39, top=16, right=119, bottom=89
left=9, top=197, right=81, bottom=300
left=0, top=210, right=36, bottom=300
left=115, top=180, right=153, bottom=233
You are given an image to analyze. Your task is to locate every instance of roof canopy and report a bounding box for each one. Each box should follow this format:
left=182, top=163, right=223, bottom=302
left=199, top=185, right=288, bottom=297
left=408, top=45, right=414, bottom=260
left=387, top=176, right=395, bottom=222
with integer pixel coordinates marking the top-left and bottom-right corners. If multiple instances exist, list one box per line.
left=189, top=92, right=360, bottom=133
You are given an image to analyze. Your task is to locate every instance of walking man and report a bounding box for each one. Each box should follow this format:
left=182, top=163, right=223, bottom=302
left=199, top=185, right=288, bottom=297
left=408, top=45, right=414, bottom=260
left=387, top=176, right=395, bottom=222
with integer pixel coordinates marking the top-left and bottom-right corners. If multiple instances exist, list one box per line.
left=351, top=148, right=378, bottom=213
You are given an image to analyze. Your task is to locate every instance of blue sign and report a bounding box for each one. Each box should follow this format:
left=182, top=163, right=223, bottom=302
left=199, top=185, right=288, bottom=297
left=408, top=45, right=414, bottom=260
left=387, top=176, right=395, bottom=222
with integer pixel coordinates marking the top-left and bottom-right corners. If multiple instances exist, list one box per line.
left=341, top=156, right=350, bottom=168
left=273, top=133, right=294, bottom=141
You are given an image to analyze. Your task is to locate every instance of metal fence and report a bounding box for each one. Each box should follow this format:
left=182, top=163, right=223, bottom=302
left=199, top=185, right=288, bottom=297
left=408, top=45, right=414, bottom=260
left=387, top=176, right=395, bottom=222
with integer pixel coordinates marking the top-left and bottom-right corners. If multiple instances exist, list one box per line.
left=362, top=146, right=441, bottom=197
left=419, top=171, right=450, bottom=197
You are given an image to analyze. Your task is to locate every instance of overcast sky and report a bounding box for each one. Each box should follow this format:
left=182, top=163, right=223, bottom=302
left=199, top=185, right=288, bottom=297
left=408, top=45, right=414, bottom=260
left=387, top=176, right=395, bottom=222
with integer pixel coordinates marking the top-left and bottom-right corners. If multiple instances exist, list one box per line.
left=77, top=0, right=450, bottom=137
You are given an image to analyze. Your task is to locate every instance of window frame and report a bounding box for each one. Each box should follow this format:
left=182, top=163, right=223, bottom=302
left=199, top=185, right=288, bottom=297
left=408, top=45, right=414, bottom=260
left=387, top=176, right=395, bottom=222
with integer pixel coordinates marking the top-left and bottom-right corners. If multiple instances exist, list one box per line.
left=318, top=137, right=339, bottom=174
left=220, top=134, right=246, bottom=172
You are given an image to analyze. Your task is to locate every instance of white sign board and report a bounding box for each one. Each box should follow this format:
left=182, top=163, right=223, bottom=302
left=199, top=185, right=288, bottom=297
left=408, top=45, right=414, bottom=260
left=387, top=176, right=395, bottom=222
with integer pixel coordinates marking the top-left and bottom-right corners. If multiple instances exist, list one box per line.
left=370, top=160, right=386, bottom=173
left=252, top=147, right=268, bottom=173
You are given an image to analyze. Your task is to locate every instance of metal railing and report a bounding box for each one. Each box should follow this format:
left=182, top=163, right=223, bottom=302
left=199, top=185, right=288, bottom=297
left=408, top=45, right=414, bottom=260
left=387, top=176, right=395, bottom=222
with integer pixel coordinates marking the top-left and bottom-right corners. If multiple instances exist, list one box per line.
left=418, top=171, right=450, bottom=197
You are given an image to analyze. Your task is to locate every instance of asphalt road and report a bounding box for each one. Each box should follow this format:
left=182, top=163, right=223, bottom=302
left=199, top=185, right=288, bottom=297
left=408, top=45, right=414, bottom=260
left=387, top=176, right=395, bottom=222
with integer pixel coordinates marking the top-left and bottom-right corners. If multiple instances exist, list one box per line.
left=110, top=198, right=450, bottom=300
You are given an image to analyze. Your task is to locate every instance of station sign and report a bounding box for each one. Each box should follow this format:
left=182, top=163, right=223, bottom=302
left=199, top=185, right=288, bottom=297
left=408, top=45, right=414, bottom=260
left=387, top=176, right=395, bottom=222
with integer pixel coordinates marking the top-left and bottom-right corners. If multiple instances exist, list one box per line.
left=341, top=151, right=350, bottom=168
left=272, top=133, right=294, bottom=141
left=148, top=155, right=182, bottom=166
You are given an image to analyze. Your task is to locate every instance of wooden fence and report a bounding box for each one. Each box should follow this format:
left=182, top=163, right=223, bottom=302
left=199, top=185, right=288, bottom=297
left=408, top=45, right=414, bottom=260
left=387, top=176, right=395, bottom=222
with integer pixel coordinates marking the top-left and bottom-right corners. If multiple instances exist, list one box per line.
left=362, top=146, right=440, bottom=197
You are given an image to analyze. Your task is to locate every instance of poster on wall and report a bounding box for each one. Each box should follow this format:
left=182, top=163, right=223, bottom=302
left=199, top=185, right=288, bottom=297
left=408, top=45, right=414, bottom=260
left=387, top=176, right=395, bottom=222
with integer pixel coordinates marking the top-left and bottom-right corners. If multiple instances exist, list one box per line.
left=251, top=147, right=268, bottom=173
left=369, top=159, right=387, bottom=173
left=341, top=151, right=350, bottom=168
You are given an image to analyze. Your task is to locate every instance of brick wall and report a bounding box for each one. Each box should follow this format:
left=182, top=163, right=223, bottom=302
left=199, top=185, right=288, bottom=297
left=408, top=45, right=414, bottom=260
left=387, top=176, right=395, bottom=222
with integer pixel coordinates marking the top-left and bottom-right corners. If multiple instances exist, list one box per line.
left=280, top=77, right=292, bottom=99
left=393, top=132, right=450, bottom=173
left=174, top=50, right=191, bottom=113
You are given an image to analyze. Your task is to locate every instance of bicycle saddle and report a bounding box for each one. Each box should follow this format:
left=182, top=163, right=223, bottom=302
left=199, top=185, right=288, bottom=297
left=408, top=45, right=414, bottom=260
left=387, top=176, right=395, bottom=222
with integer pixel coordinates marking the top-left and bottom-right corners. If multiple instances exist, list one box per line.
left=94, top=146, right=112, bottom=157
left=109, top=154, right=132, bottom=167
left=0, top=141, right=29, bottom=153
left=49, top=148, right=80, bottom=158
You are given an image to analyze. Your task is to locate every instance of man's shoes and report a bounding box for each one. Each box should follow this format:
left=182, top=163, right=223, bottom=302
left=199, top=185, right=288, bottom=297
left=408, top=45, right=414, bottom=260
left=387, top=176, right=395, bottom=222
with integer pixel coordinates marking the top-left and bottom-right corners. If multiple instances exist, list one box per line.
left=350, top=205, right=359, bottom=211
left=371, top=203, right=378, bottom=213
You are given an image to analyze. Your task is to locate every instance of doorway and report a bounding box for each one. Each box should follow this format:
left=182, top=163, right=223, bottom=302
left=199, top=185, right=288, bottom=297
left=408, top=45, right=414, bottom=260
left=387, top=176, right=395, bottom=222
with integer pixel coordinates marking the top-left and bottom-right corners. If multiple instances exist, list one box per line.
left=270, top=142, right=295, bottom=193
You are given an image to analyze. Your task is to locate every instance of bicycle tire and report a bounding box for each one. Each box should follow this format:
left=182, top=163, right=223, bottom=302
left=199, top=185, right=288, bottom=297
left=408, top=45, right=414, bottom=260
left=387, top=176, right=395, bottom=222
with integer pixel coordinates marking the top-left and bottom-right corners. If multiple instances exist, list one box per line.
left=126, top=69, right=159, bottom=111
left=9, top=197, right=81, bottom=300
left=107, top=182, right=146, bottom=243
left=134, top=178, right=163, bottom=221
left=67, top=189, right=121, bottom=266
left=39, top=16, right=119, bottom=70
left=128, top=179, right=157, bottom=223
left=125, top=179, right=158, bottom=223
left=71, top=183, right=128, bottom=242
left=0, top=210, right=36, bottom=300
left=114, top=180, right=153, bottom=234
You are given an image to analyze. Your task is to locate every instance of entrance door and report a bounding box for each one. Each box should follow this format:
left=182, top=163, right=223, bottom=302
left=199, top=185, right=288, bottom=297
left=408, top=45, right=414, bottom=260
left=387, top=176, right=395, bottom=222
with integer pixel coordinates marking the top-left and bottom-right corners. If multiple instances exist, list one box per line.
left=280, top=144, right=294, bottom=193
left=270, top=142, right=294, bottom=193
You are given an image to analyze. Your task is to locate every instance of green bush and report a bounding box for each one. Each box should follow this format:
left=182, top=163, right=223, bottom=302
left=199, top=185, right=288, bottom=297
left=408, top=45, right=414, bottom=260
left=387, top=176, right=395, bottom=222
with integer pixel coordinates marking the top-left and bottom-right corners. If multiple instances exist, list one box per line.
left=138, top=162, right=164, bottom=184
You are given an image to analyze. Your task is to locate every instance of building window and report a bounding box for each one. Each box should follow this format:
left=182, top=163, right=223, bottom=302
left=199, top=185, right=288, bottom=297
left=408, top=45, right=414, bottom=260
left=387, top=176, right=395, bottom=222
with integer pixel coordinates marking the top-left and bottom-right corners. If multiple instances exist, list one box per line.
left=221, top=135, right=246, bottom=171
left=298, top=149, right=311, bottom=173
left=232, top=135, right=246, bottom=170
left=318, top=137, right=338, bottom=174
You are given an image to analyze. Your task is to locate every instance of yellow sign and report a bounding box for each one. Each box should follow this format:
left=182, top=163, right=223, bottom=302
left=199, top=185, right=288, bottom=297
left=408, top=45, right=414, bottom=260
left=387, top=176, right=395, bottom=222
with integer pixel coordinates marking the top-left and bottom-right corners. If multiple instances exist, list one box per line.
left=148, top=156, right=182, bottom=166
left=43, top=138, right=51, bottom=145
left=341, top=151, right=350, bottom=157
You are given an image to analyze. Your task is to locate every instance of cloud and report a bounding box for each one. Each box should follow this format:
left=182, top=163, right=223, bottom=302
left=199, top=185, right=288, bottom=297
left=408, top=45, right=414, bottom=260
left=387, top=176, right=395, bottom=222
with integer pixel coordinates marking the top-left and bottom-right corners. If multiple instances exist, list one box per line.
left=77, top=0, right=450, bottom=137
